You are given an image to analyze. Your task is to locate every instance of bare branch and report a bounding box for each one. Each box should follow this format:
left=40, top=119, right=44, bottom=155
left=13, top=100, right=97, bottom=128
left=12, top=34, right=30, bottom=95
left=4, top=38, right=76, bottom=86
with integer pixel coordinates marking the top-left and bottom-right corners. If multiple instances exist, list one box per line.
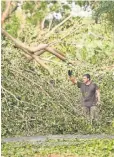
left=2, top=85, right=38, bottom=106
left=20, top=47, right=52, bottom=74
left=10, top=68, right=51, bottom=98
left=22, top=53, right=33, bottom=60
left=1, top=1, right=11, bottom=25
left=2, top=86, right=19, bottom=102
left=32, top=54, right=52, bottom=74
left=23, top=50, right=46, bottom=61
left=5, top=3, right=19, bottom=20
left=34, top=49, right=46, bottom=56
left=49, top=23, right=84, bottom=46
left=2, top=29, right=49, bottom=53
left=44, top=15, right=72, bottom=39
left=45, top=47, right=66, bottom=62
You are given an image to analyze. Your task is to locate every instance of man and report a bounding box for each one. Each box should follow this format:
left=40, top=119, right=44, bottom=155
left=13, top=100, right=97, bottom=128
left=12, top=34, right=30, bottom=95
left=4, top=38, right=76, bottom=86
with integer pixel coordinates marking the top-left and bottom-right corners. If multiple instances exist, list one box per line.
left=69, top=72, right=100, bottom=123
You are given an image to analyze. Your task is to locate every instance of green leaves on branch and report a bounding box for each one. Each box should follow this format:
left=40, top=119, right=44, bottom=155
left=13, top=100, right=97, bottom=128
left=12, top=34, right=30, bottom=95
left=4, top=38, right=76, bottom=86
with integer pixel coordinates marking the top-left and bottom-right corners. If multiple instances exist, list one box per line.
left=93, top=1, right=114, bottom=26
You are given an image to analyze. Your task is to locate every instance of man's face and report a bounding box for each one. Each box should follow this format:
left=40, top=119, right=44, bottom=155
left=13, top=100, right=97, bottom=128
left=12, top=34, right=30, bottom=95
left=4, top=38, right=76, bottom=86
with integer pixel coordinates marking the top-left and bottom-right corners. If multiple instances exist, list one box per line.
left=83, top=76, right=89, bottom=84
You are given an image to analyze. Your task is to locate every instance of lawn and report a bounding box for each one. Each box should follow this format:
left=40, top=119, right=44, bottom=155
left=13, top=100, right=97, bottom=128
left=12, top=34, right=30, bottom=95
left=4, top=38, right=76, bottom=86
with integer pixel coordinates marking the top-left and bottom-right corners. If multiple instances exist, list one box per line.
left=2, top=139, right=114, bottom=157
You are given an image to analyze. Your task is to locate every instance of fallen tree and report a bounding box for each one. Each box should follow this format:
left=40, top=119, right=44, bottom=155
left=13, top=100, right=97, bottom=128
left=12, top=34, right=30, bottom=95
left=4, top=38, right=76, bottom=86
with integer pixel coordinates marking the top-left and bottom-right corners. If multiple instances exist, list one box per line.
left=1, top=1, right=75, bottom=74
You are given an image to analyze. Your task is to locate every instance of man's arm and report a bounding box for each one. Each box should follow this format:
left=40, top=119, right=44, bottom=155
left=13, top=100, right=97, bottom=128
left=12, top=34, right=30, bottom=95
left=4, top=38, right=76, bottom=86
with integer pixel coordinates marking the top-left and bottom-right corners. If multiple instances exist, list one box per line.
left=96, top=89, right=100, bottom=103
left=68, top=70, right=81, bottom=87
left=69, top=76, right=82, bottom=88
left=69, top=76, right=77, bottom=84
left=68, top=70, right=77, bottom=84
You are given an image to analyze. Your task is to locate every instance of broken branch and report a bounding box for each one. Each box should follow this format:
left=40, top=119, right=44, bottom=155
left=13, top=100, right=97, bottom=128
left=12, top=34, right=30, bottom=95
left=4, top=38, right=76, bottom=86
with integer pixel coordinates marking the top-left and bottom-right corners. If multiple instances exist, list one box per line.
left=45, top=47, right=67, bottom=61
left=2, top=28, right=49, bottom=53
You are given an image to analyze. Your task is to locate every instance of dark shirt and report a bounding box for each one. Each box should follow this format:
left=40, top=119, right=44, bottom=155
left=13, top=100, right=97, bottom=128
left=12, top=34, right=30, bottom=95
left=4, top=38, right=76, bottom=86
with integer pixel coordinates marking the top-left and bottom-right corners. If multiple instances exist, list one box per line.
left=77, top=81, right=99, bottom=107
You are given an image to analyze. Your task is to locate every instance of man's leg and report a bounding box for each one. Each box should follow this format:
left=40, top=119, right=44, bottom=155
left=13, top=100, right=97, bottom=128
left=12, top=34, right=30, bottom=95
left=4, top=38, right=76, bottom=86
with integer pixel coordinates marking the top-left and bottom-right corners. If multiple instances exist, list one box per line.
left=82, top=106, right=90, bottom=122
left=90, top=106, right=98, bottom=123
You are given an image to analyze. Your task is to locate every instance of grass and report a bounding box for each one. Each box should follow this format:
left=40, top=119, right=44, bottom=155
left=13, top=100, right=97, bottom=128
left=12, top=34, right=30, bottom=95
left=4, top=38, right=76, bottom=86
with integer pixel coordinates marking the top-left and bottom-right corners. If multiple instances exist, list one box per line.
left=2, top=139, right=114, bottom=157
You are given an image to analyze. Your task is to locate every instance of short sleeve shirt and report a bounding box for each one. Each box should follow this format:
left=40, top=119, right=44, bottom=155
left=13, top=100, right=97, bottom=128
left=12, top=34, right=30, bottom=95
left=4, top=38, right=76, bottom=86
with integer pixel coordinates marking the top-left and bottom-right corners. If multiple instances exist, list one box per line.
left=77, top=81, right=99, bottom=107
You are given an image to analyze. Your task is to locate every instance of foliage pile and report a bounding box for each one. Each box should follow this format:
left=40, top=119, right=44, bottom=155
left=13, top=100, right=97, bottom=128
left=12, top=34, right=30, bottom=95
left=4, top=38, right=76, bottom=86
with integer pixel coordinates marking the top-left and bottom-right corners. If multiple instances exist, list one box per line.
left=1, top=1, right=114, bottom=137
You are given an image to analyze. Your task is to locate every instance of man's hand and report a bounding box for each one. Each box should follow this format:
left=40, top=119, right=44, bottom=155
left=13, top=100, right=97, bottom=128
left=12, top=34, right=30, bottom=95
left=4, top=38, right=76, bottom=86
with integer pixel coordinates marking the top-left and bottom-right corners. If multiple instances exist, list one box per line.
left=97, top=101, right=100, bottom=106
left=68, top=70, right=72, bottom=76
left=96, top=89, right=100, bottom=106
left=69, top=76, right=77, bottom=84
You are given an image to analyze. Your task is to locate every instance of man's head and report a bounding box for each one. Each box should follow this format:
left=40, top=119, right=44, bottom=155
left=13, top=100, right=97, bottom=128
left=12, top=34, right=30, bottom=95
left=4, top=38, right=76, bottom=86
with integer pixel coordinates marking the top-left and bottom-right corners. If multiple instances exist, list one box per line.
left=83, top=74, right=91, bottom=84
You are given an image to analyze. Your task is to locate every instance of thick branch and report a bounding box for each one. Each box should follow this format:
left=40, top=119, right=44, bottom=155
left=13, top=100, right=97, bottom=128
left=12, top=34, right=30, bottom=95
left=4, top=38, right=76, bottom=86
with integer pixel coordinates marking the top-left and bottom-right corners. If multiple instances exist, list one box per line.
left=2, top=28, right=31, bottom=51
left=1, top=1, right=11, bottom=25
left=22, top=53, right=33, bottom=60
left=24, top=46, right=74, bottom=65
left=19, top=47, right=52, bottom=74
left=34, top=49, right=46, bottom=56
left=5, top=2, right=19, bottom=20
left=53, top=48, right=65, bottom=57
left=32, top=55, right=52, bottom=73
left=23, top=49, right=46, bottom=61
left=2, top=28, right=67, bottom=63
left=24, top=50, right=46, bottom=61
left=2, top=28, right=48, bottom=53
left=45, top=47, right=67, bottom=62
